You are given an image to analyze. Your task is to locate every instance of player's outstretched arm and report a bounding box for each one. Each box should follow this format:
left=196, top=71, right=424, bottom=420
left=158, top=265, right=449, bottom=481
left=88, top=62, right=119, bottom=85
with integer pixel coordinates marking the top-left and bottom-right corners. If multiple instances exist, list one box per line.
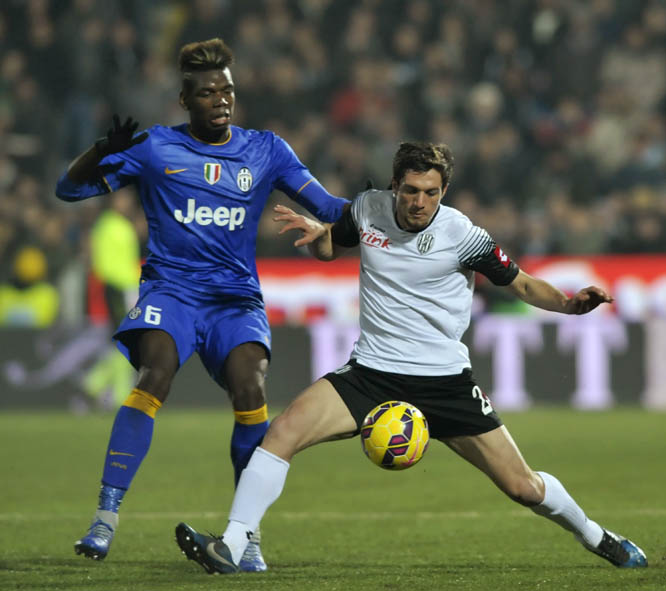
left=65, top=115, right=148, bottom=184
left=273, top=204, right=344, bottom=261
left=506, top=269, right=613, bottom=314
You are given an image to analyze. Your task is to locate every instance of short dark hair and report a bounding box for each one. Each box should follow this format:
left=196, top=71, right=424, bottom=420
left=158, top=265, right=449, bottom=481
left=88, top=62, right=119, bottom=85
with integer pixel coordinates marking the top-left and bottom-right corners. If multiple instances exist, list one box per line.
left=179, top=38, right=234, bottom=93
left=179, top=38, right=234, bottom=72
left=392, top=141, right=454, bottom=188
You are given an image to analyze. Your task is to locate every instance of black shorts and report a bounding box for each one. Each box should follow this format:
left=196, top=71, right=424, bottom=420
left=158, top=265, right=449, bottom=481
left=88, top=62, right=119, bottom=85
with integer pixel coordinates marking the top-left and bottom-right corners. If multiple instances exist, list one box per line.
left=323, top=359, right=503, bottom=439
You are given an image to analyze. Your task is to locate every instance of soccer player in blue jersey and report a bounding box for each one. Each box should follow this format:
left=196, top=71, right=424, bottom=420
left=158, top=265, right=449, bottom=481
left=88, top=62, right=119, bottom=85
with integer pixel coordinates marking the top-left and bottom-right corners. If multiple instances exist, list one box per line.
left=55, top=38, right=348, bottom=570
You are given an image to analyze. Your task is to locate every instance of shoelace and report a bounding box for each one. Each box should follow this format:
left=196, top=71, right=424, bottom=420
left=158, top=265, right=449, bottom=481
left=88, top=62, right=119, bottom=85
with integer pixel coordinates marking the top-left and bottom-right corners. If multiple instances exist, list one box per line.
left=242, top=541, right=261, bottom=559
left=597, top=533, right=629, bottom=564
left=89, top=521, right=114, bottom=542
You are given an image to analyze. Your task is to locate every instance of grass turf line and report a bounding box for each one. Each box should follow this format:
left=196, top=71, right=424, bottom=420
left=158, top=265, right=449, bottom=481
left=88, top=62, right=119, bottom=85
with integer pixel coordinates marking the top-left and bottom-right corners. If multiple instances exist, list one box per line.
left=0, top=409, right=664, bottom=590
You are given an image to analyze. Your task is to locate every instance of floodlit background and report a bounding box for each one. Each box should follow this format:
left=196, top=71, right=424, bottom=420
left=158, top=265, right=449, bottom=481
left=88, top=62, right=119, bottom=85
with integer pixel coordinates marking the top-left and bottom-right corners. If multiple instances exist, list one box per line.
left=1, top=4, right=666, bottom=590
left=1, top=0, right=665, bottom=409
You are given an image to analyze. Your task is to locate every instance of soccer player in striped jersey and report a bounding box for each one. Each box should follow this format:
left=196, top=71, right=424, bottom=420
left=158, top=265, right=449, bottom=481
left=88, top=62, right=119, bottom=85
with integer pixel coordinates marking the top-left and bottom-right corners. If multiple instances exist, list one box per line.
left=175, top=141, right=647, bottom=573
left=55, top=38, right=348, bottom=570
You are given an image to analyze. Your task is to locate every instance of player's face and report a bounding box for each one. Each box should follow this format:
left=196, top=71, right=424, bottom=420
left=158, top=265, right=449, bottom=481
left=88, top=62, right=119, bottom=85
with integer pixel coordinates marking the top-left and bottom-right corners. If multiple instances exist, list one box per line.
left=393, top=169, right=446, bottom=232
left=180, top=68, right=235, bottom=142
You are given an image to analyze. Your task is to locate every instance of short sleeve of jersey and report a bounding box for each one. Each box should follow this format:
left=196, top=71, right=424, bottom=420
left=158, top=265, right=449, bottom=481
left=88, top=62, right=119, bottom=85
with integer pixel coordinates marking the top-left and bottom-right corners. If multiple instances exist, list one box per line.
left=331, top=202, right=359, bottom=247
left=331, top=190, right=369, bottom=247
left=455, top=217, right=519, bottom=286
left=97, top=129, right=152, bottom=191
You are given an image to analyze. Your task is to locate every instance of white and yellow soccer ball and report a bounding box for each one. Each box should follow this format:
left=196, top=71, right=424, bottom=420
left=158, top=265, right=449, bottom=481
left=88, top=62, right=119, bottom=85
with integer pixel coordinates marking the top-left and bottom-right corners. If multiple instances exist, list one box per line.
left=360, top=401, right=429, bottom=470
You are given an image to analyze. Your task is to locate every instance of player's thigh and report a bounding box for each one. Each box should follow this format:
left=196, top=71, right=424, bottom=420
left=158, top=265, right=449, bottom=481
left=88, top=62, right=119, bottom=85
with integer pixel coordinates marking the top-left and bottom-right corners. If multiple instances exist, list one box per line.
left=263, top=378, right=357, bottom=461
left=441, top=425, right=544, bottom=505
left=199, top=302, right=271, bottom=400
left=132, top=329, right=180, bottom=400
left=115, top=281, right=197, bottom=371
left=223, top=341, right=269, bottom=410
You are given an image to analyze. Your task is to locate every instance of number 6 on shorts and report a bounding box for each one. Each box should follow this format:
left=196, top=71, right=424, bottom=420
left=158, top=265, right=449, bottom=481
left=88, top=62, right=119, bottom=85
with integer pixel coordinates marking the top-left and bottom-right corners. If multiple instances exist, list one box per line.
left=145, top=305, right=162, bottom=325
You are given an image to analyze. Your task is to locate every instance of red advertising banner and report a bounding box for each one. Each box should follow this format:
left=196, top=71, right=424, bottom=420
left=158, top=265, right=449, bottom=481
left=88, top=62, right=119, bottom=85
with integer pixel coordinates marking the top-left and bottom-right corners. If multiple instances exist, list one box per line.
left=520, top=254, right=666, bottom=319
left=257, top=257, right=360, bottom=326
left=258, top=255, right=666, bottom=324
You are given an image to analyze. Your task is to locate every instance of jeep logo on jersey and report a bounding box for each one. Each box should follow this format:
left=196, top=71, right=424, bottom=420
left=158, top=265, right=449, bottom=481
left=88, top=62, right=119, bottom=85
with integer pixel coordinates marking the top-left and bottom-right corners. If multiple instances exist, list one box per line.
left=204, top=163, right=221, bottom=185
left=417, top=232, right=434, bottom=254
left=174, top=199, right=246, bottom=230
left=237, top=167, right=253, bottom=192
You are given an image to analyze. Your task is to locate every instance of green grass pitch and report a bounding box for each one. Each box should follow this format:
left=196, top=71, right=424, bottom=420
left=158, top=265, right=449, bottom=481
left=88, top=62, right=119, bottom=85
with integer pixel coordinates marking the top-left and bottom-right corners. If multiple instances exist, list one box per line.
left=1, top=409, right=664, bottom=590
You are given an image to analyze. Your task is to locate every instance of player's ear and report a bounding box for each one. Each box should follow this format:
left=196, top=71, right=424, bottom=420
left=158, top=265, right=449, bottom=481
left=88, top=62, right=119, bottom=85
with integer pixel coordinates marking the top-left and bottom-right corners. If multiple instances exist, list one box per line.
left=179, top=92, right=189, bottom=110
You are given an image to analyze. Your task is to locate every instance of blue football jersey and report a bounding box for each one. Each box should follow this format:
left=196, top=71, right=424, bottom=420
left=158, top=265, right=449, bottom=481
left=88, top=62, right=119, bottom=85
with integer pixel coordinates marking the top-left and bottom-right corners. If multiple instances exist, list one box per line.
left=56, top=124, right=348, bottom=299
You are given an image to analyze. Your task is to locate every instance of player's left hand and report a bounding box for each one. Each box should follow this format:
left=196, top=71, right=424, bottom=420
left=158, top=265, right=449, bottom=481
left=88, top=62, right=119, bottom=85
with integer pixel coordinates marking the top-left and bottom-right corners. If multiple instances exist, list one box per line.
left=95, top=114, right=149, bottom=157
left=565, top=286, right=613, bottom=315
left=273, top=204, right=327, bottom=247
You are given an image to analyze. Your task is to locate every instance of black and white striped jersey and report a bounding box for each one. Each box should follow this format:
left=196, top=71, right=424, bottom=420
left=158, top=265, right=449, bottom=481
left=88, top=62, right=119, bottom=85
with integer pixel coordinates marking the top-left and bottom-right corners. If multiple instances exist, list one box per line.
left=333, top=189, right=518, bottom=376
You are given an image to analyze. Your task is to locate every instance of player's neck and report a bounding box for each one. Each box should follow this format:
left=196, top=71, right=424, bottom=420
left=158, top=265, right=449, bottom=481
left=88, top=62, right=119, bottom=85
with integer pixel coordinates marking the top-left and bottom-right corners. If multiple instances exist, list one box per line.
left=188, top=124, right=231, bottom=145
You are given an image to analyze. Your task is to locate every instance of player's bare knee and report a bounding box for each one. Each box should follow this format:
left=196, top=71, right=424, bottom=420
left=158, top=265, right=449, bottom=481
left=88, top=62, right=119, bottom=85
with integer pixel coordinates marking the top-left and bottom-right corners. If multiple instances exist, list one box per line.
left=261, top=411, right=300, bottom=458
left=229, top=378, right=266, bottom=411
left=503, top=474, right=544, bottom=507
left=136, top=365, right=174, bottom=401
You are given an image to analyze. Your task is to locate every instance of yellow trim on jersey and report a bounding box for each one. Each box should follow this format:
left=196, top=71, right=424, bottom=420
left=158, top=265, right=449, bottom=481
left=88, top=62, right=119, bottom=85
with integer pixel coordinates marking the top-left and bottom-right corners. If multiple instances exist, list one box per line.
left=101, top=175, right=113, bottom=193
left=234, top=404, right=268, bottom=425
left=122, top=388, right=162, bottom=418
left=296, top=178, right=314, bottom=195
left=188, top=126, right=233, bottom=146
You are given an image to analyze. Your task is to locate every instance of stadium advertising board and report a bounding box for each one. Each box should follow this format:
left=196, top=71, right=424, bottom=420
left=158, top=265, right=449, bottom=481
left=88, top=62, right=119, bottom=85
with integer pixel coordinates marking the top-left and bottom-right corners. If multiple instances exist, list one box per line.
left=258, top=256, right=666, bottom=410
left=1, top=256, right=665, bottom=409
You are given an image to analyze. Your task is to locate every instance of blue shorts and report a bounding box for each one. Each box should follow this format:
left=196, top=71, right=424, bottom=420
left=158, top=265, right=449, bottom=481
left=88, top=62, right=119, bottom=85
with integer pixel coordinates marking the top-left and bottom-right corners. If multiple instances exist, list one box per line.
left=114, top=279, right=271, bottom=388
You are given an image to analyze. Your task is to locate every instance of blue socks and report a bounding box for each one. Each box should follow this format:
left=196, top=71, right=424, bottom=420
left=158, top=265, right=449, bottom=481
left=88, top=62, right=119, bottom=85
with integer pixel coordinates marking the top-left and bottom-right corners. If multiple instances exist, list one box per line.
left=230, top=406, right=269, bottom=486
left=101, top=389, right=161, bottom=491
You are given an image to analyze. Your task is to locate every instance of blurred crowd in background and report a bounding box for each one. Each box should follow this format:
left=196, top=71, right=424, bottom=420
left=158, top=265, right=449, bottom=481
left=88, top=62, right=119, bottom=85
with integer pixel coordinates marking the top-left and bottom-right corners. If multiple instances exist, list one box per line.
left=1, top=0, right=665, bottom=328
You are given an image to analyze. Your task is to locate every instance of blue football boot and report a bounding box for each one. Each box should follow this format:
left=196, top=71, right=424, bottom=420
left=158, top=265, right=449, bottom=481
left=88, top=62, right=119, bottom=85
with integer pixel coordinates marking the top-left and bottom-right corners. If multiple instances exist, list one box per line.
left=581, top=529, right=648, bottom=568
left=175, top=522, right=239, bottom=574
left=74, top=518, right=115, bottom=560
left=239, top=528, right=267, bottom=572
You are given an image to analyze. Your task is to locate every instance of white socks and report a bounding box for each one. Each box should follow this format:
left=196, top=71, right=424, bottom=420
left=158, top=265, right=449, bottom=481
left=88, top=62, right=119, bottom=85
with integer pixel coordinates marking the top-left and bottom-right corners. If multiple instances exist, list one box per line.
left=223, top=447, right=290, bottom=564
left=531, top=471, right=603, bottom=548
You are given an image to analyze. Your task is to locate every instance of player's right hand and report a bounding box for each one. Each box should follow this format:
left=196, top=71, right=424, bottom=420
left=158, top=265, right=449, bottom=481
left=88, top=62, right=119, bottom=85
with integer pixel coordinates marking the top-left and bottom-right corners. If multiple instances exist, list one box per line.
left=95, top=114, right=149, bottom=157
left=273, top=204, right=327, bottom=247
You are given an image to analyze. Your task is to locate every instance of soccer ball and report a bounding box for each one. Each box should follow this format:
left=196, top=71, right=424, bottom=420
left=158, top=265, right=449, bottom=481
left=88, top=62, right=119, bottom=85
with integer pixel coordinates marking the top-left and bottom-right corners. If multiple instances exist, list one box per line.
left=360, top=401, right=429, bottom=470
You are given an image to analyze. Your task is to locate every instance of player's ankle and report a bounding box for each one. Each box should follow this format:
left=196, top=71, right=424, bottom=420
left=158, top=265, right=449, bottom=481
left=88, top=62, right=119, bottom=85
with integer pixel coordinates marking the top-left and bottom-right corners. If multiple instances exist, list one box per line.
left=98, top=483, right=126, bottom=513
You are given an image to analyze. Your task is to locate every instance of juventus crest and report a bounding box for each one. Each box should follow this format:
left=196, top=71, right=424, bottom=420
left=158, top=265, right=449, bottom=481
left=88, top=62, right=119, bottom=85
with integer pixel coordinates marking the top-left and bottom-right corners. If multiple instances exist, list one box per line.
left=417, top=232, right=434, bottom=254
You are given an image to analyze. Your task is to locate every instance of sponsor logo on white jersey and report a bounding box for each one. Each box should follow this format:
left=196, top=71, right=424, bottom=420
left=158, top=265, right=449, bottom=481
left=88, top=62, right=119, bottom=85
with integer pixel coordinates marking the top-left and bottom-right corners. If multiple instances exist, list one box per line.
left=237, top=167, right=253, bottom=192
left=360, top=227, right=391, bottom=249
left=174, top=199, right=246, bottom=230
